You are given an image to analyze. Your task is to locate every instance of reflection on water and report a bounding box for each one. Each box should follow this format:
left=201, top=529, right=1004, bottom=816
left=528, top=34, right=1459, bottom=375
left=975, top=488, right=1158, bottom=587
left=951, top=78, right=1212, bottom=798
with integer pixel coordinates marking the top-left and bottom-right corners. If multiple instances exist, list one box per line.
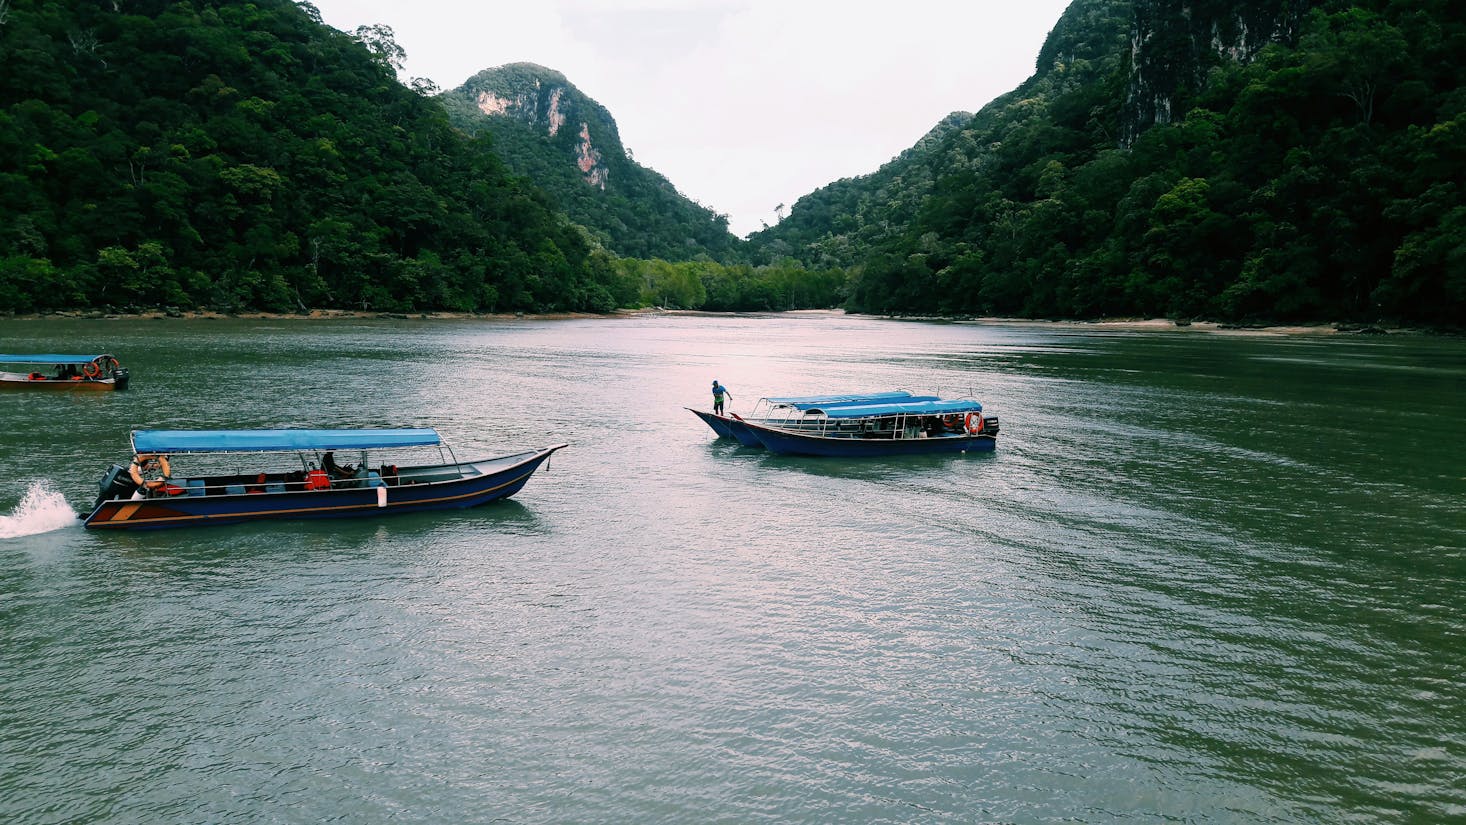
left=0, top=316, right=1463, bottom=823
left=754, top=449, right=993, bottom=484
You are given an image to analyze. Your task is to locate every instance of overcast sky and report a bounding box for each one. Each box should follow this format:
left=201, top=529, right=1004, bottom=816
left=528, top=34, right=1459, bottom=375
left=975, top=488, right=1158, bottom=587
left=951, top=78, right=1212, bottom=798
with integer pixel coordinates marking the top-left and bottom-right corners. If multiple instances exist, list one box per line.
left=306, top=0, right=1074, bottom=237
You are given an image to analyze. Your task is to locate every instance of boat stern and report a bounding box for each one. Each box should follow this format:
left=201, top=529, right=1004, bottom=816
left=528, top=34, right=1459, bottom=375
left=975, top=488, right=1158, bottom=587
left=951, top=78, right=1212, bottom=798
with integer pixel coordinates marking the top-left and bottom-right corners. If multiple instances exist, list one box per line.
left=93, top=463, right=137, bottom=506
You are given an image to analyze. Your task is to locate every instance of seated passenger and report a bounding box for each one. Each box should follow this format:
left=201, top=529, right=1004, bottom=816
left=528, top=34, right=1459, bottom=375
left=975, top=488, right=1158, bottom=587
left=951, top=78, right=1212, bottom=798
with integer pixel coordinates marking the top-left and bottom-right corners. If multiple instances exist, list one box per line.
left=321, top=451, right=356, bottom=479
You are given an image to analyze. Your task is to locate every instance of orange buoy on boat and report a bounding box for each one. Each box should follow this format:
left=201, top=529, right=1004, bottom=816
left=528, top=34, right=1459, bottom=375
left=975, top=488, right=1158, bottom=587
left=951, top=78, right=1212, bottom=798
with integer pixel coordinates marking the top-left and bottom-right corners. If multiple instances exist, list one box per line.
left=965, top=412, right=984, bottom=435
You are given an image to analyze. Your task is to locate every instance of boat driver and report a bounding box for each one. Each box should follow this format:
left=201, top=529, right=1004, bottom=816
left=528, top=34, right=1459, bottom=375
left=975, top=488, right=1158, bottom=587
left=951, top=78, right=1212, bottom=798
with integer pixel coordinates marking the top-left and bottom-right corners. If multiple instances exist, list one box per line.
left=322, top=451, right=357, bottom=479
left=129, top=453, right=172, bottom=499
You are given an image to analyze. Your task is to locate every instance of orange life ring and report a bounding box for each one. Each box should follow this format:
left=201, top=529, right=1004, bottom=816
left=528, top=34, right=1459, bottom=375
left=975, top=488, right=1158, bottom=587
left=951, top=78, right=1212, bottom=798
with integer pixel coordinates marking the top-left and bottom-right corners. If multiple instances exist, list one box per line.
left=965, top=411, right=984, bottom=435
left=103, top=356, right=120, bottom=372
left=83, top=361, right=101, bottom=378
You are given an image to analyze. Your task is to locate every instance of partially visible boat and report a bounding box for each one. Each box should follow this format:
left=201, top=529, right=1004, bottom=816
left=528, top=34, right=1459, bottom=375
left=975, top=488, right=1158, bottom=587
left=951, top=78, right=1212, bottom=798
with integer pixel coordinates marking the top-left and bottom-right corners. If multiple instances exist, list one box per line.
left=733, top=397, right=999, bottom=457
left=688, top=391, right=934, bottom=447
left=0, top=353, right=129, bottom=391
left=83, top=428, right=565, bottom=530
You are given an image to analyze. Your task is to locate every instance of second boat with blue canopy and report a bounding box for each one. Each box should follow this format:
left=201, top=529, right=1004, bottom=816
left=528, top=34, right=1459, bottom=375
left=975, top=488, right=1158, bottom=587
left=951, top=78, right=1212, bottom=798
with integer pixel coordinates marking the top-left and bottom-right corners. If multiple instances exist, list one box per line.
left=84, top=427, right=566, bottom=530
left=732, top=397, right=1000, bottom=457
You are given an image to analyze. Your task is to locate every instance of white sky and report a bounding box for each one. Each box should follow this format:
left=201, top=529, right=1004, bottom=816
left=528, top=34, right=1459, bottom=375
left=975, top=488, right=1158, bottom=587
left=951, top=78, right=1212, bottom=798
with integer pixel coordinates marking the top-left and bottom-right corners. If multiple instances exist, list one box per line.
left=306, top=0, right=1073, bottom=237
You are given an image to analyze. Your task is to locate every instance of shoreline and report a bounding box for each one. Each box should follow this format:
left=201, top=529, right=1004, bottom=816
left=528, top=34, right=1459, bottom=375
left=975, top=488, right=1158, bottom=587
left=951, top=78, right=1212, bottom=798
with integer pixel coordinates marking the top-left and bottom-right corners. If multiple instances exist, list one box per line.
left=4, top=307, right=1443, bottom=336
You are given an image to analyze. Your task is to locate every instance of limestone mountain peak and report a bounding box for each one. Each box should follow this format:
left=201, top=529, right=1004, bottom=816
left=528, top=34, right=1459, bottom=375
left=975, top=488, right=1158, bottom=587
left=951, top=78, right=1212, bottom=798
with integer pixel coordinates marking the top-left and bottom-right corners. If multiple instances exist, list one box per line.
left=441, top=63, right=739, bottom=262
left=453, top=63, right=620, bottom=189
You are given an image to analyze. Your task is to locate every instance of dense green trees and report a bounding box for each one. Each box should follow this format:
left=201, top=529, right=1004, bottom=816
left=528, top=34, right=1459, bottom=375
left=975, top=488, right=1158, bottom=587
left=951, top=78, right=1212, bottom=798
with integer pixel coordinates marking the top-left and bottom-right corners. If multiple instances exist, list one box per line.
left=0, top=0, right=619, bottom=314
left=752, top=0, right=1465, bottom=326
left=4, top=0, right=1459, bottom=325
left=612, top=258, right=846, bottom=312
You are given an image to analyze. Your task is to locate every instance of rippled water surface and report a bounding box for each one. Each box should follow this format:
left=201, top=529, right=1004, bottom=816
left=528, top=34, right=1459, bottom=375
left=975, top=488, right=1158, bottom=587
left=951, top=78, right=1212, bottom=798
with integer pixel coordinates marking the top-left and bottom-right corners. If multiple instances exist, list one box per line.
left=2, top=315, right=1463, bottom=823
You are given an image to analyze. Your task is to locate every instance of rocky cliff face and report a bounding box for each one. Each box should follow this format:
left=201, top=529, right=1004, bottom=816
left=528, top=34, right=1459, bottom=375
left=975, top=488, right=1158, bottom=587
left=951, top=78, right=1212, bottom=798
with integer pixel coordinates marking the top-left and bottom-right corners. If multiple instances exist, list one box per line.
left=460, top=63, right=618, bottom=189
left=440, top=62, right=740, bottom=262
left=1122, top=0, right=1311, bottom=144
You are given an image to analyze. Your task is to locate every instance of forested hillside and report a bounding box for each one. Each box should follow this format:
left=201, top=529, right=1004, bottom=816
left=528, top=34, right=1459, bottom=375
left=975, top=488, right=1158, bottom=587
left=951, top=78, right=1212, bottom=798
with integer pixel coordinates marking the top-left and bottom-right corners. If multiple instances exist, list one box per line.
left=441, top=63, right=742, bottom=264
left=0, top=0, right=629, bottom=314
left=745, top=112, right=973, bottom=270
left=750, top=0, right=1466, bottom=326
left=5, top=0, right=1458, bottom=324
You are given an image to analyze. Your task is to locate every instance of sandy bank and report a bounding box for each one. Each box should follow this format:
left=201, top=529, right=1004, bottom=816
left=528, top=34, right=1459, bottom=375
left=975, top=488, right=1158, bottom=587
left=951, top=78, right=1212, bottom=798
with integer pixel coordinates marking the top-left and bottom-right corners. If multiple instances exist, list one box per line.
left=6, top=308, right=1433, bottom=336
left=8, top=308, right=640, bottom=322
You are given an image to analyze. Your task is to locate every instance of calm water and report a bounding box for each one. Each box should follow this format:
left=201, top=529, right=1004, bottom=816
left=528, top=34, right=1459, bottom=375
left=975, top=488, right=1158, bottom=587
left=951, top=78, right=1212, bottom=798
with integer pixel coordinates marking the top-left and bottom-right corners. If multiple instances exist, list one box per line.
left=1, top=314, right=1462, bottom=823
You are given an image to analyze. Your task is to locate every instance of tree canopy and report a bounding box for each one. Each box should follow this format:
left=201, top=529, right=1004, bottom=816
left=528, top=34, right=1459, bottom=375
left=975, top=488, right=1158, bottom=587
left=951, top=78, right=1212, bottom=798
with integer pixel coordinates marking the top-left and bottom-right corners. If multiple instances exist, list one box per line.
left=4, top=0, right=1459, bottom=326
left=749, top=0, right=1466, bottom=326
left=0, top=0, right=621, bottom=315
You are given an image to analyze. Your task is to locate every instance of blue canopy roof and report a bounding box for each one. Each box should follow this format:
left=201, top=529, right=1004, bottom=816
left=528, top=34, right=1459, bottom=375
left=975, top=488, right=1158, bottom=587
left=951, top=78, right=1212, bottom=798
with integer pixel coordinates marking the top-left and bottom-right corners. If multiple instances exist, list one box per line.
left=131, top=428, right=442, bottom=454
left=817, top=399, right=983, bottom=419
left=764, top=391, right=916, bottom=405
left=0, top=353, right=112, bottom=364
left=783, top=395, right=939, bottom=411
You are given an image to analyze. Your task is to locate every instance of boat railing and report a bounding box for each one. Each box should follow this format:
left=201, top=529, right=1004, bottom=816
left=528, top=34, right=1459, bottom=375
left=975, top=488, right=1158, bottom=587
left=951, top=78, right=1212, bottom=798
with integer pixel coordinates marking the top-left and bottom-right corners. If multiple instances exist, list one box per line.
left=131, top=464, right=475, bottom=499
left=761, top=411, right=976, bottom=441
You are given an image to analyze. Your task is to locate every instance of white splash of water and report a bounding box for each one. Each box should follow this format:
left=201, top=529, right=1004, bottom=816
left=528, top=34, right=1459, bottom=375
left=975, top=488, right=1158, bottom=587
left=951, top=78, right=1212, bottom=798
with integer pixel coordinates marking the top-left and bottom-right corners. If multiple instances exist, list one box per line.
left=0, top=481, right=81, bottom=538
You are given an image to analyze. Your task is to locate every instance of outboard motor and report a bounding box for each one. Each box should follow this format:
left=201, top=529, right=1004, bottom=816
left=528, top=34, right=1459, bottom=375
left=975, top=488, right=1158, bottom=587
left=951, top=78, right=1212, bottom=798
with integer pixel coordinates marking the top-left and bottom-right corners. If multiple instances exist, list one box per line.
left=112, top=367, right=130, bottom=391
left=95, top=463, right=137, bottom=505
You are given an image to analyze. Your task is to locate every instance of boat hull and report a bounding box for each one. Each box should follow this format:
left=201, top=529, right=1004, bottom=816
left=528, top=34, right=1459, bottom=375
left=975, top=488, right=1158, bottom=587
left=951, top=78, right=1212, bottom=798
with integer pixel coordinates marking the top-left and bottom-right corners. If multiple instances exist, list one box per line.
left=686, top=407, right=737, bottom=439
left=722, top=417, right=765, bottom=447
left=687, top=407, right=769, bottom=447
left=0, top=376, right=124, bottom=391
left=741, top=420, right=996, bottom=457
left=690, top=407, right=862, bottom=448
left=83, top=445, right=565, bottom=530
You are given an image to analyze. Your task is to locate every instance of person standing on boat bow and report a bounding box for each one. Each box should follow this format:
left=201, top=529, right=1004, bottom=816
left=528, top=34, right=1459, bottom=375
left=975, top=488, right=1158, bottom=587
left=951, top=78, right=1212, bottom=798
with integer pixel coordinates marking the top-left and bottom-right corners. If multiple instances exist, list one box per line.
left=128, top=453, right=172, bottom=499
left=712, top=380, right=732, bottom=416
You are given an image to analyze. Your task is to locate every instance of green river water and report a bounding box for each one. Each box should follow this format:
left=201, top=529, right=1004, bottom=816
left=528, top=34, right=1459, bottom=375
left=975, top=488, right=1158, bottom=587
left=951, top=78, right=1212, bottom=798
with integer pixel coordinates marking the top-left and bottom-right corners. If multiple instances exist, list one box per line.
left=0, top=314, right=1462, bottom=823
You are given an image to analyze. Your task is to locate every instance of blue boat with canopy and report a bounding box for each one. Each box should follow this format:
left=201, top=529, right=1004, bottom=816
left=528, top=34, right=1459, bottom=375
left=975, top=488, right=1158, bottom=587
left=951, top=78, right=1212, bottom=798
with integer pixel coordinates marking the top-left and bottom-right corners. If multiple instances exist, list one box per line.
left=84, top=427, right=566, bottom=530
left=731, top=396, right=999, bottom=457
left=687, top=390, right=936, bottom=447
left=0, top=353, right=129, bottom=391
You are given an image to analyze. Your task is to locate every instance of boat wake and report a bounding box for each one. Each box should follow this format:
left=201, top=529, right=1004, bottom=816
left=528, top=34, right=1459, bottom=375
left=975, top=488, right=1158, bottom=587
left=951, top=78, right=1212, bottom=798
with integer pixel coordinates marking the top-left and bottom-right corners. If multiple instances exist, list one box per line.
left=0, top=481, right=80, bottom=538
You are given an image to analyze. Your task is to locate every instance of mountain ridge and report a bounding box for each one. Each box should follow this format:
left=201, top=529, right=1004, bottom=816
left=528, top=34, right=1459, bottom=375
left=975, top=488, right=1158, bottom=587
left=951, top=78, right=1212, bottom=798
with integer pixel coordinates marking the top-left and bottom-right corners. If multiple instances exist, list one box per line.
left=441, top=62, right=742, bottom=263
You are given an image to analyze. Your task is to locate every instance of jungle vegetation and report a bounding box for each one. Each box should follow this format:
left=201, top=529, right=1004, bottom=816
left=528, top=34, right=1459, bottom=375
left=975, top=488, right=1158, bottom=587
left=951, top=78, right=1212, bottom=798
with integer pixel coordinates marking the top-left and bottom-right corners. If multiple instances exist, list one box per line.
left=749, top=0, right=1466, bottom=326
left=1, top=0, right=1459, bottom=325
left=0, top=0, right=623, bottom=315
